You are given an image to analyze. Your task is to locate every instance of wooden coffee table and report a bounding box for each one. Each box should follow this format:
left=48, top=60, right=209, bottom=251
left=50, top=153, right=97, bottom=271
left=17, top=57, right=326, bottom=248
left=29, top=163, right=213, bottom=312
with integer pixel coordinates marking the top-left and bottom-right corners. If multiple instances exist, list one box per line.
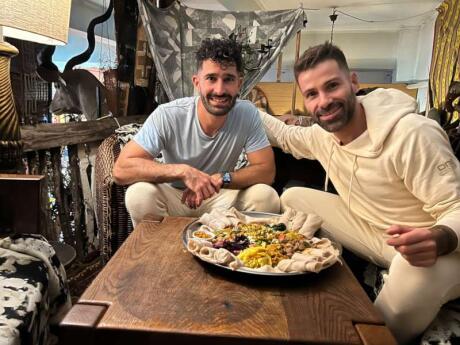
left=60, top=216, right=397, bottom=345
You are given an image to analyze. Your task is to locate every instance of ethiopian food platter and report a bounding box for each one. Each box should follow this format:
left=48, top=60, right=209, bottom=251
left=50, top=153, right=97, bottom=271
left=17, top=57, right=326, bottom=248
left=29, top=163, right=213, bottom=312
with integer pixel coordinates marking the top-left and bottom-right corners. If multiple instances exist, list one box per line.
left=183, top=208, right=341, bottom=276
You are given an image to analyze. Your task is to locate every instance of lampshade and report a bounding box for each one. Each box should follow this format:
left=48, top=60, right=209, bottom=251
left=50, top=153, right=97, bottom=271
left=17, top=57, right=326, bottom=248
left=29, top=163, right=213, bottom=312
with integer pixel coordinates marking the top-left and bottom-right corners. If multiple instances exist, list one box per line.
left=0, top=0, right=71, bottom=171
left=0, top=0, right=72, bottom=45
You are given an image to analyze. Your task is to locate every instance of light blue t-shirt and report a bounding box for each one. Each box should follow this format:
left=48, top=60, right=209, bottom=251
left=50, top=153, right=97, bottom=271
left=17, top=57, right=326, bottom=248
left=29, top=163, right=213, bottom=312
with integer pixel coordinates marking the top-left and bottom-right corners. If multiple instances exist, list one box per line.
left=134, top=97, right=270, bottom=188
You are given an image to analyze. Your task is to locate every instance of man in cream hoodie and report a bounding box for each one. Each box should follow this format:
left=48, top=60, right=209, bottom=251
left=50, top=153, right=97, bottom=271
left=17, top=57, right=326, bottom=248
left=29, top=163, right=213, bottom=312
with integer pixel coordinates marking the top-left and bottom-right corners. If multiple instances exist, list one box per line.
left=260, top=42, right=460, bottom=344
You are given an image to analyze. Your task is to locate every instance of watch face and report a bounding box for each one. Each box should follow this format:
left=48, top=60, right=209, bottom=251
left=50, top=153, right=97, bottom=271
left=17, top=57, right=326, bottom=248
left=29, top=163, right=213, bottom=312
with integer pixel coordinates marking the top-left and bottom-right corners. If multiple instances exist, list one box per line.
left=223, top=172, right=231, bottom=185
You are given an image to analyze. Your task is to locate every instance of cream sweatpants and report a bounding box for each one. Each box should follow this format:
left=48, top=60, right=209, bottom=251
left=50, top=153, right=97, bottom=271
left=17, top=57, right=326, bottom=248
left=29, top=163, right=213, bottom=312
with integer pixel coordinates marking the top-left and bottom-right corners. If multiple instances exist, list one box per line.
left=125, top=182, right=280, bottom=226
left=281, top=187, right=460, bottom=345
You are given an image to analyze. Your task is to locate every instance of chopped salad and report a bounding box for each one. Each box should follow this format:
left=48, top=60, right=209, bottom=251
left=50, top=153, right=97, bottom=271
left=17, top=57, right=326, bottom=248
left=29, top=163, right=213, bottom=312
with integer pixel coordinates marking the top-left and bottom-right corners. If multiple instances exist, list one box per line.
left=211, top=223, right=312, bottom=268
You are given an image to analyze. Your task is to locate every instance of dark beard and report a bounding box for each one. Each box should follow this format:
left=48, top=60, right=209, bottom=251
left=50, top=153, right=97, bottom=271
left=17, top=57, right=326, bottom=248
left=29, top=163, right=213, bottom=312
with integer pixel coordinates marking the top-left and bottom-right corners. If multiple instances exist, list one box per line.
left=200, top=93, right=238, bottom=116
left=314, top=92, right=356, bottom=133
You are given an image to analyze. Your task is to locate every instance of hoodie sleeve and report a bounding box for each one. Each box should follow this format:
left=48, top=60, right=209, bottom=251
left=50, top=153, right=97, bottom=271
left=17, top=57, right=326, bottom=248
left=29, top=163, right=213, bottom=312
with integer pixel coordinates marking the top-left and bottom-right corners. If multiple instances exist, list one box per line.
left=398, top=118, right=460, bottom=251
left=258, top=110, right=316, bottom=160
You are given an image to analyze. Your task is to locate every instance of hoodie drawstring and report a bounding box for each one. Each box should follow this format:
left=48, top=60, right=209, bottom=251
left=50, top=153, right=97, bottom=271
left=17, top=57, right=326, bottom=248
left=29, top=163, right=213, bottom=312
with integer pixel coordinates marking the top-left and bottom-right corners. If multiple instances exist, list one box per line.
left=324, top=143, right=358, bottom=214
left=347, top=155, right=357, bottom=214
left=324, top=142, right=335, bottom=192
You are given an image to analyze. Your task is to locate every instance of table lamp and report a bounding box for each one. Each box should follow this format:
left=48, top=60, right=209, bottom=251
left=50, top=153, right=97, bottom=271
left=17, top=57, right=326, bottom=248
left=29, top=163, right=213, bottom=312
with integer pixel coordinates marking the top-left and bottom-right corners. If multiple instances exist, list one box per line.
left=0, top=0, right=71, bottom=171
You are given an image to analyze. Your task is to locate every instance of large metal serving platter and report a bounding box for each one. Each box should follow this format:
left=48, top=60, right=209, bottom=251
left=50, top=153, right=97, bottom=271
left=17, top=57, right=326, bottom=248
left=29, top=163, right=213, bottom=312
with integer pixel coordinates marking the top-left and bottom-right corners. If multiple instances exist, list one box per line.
left=182, top=211, right=342, bottom=277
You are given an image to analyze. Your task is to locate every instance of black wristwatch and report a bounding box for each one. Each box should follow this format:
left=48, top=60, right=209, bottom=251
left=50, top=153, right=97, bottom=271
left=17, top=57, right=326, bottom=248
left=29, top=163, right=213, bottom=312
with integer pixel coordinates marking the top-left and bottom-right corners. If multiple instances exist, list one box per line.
left=221, top=172, right=232, bottom=187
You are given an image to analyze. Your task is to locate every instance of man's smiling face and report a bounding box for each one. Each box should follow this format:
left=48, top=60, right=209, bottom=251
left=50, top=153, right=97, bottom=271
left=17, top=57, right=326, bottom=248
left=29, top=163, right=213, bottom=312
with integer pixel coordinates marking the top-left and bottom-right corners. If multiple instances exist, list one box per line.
left=298, top=59, right=358, bottom=133
left=193, top=59, right=242, bottom=116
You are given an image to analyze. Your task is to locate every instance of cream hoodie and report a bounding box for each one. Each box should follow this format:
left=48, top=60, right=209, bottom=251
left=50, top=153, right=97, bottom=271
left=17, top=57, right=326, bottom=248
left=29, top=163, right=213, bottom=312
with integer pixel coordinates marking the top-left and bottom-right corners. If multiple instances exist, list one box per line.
left=260, top=88, right=460, bottom=251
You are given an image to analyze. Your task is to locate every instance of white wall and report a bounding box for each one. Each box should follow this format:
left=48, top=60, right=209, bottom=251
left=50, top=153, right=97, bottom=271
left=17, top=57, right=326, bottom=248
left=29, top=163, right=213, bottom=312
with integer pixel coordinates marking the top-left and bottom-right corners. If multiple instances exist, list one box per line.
left=263, top=15, right=436, bottom=85
left=395, top=28, right=420, bottom=82
left=394, top=12, right=437, bottom=110
left=394, top=22, right=436, bottom=84
left=414, top=12, right=437, bottom=81
left=262, top=31, right=399, bottom=82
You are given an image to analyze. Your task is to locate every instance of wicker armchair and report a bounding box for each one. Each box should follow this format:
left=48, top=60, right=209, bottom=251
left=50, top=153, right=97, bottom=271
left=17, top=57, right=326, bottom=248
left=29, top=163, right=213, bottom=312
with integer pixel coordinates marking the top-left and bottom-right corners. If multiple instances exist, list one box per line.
left=95, top=133, right=134, bottom=263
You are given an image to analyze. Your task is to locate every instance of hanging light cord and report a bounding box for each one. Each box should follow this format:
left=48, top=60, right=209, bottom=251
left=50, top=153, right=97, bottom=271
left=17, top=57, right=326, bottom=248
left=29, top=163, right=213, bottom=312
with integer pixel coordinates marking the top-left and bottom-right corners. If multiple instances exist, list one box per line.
left=335, top=8, right=436, bottom=23
left=329, top=8, right=338, bottom=43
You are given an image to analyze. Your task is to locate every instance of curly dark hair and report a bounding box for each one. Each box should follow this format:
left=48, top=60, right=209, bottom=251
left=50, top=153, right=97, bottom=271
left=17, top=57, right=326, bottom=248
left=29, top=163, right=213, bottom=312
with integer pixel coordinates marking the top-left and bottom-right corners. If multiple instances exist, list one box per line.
left=294, top=41, right=349, bottom=82
left=195, top=38, right=243, bottom=73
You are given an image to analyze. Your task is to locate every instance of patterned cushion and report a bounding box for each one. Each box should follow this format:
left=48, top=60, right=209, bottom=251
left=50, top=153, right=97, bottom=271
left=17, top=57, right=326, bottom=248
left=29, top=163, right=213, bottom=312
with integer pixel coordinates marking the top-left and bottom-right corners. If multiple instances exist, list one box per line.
left=0, top=234, right=71, bottom=345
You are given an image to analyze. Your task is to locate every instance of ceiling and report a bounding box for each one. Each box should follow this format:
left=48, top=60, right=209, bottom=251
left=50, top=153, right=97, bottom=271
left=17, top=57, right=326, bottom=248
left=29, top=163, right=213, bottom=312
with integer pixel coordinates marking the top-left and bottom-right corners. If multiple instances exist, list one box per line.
left=70, top=0, right=116, bottom=40
left=181, top=0, right=442, bottom=33
left=71, top=0, right=442, bottom=40
left=69, top=0, right=442, bottom=76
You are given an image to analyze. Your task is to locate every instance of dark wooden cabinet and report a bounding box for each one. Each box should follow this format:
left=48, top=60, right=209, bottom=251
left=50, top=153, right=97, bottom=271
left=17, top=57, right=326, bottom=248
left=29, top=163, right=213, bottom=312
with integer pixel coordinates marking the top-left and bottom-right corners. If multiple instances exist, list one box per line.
left=0, top=174, right=45, bottom=236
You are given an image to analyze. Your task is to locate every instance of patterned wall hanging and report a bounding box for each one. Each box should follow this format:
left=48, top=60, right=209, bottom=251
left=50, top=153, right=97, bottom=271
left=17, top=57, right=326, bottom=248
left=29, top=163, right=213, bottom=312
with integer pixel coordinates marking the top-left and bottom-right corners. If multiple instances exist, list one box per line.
left=137, top=0, right=304, bottom=101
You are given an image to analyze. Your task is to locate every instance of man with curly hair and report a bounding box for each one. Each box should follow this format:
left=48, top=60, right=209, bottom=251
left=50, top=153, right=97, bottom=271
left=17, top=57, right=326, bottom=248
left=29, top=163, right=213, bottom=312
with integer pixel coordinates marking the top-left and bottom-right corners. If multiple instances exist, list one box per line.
left=113, top=38, right=280, bottom=224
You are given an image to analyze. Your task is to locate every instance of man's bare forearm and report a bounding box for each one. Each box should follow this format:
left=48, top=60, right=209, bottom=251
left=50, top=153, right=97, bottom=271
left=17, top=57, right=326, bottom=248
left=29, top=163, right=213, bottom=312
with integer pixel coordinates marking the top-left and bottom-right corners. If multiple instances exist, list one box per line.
left=113, top=157, right=186, bottom=185
left=224, top=163, right=275, bottom=189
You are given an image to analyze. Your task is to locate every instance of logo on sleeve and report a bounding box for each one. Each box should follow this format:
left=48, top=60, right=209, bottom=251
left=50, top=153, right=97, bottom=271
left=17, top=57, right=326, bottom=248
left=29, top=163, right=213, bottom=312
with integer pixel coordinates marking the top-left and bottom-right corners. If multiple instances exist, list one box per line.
left=436, top=159, right=455, bottom=176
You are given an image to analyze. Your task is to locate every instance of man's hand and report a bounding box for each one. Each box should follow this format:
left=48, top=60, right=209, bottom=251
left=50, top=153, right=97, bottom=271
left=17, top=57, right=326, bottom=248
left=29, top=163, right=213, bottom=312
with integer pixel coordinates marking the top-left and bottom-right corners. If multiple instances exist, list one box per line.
left=181, top=169, right=222, bottom=209
left=210, top=173, right=224, bottom=190
left=386, top=224, right=458, bottom=267
left=181, top=188, right=198, bottom=209
left=182, top=166, right=218, bottom=201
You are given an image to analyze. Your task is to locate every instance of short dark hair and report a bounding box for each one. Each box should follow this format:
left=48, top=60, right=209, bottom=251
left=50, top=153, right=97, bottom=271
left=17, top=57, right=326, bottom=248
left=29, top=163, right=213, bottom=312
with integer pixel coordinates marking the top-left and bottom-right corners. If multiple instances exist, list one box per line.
left=195, top=38, right=243, bottom=74
left=294, top=42, right=349, bottom=81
